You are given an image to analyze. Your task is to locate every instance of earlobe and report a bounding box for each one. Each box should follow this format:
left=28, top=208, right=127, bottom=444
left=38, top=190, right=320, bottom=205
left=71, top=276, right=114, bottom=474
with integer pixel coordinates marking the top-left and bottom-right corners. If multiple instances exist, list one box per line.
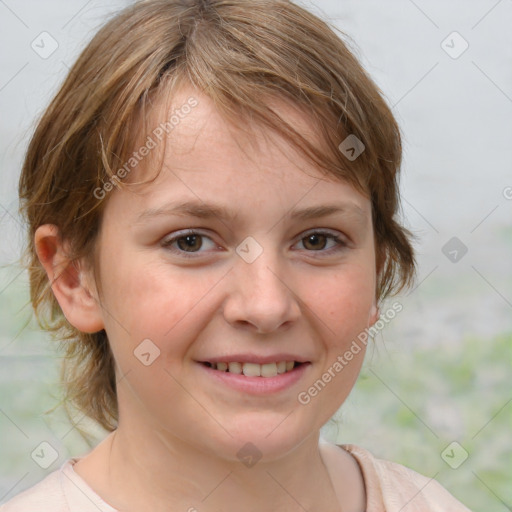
left=34, top=224, right=104, bottom=333
left=368, top=301, right=380, bottom=327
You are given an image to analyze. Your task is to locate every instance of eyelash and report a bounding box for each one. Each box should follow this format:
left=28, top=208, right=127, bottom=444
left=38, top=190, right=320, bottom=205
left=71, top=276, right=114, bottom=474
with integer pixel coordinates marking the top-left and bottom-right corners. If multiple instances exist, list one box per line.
left=161, top=229, right=348, bottom=259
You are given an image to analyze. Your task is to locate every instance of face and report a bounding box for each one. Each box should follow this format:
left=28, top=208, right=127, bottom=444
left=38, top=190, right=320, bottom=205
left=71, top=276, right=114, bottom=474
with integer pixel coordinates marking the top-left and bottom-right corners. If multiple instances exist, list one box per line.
left=91, top=88, right=378, bottom=461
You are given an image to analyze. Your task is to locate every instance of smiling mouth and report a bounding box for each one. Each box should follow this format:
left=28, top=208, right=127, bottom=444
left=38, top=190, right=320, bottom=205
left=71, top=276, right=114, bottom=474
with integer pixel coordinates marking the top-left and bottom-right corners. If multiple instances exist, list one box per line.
left=200, top=361, right=305, bottom=377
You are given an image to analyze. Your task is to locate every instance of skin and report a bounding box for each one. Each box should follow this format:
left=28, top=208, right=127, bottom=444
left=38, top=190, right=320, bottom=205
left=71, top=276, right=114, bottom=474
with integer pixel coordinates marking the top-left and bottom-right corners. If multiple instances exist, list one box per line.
left=36, top=87, right=380, bottom=512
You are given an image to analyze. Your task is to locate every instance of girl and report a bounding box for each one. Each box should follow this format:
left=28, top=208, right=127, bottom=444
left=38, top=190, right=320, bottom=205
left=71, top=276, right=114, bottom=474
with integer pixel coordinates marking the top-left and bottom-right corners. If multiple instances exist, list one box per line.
left=2, top=0, right=471, bottom=510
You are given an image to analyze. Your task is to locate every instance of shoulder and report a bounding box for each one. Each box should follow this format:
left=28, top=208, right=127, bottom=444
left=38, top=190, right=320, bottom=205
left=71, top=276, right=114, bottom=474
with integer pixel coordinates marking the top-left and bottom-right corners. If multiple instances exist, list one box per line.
left=0, top=459, right=118, bottom=512
left=0, top=466, right=68, bottom=512
left=340, top=444, right=472, bottom=511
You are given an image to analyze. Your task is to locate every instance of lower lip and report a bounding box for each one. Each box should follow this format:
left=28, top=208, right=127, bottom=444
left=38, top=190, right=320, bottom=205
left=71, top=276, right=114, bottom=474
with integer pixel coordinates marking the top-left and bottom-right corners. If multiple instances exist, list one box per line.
left=197, top=362, right=310, bottom=395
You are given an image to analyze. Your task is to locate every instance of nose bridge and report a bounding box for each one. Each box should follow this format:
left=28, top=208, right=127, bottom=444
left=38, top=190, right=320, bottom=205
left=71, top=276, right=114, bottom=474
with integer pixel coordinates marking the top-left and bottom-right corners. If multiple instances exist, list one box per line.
left=241, top=252, right=283, bottom=296
left=223, top=235, right=300, bottom=333
left=236, top=238, right=289, bottom=303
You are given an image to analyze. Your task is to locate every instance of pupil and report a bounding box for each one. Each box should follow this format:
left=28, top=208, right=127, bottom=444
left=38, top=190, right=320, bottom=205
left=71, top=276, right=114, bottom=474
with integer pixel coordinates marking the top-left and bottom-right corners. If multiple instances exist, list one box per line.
left=305, top=234, right=325, bottom=250
left=178, top=235, right=201, bottom=252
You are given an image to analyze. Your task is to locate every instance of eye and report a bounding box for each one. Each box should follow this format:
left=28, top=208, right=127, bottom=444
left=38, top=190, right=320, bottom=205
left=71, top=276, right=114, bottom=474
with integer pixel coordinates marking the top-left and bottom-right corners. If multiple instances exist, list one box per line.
left=161, top=229, right=348, bottom=260
left=161, top=230, right=218, bottom=258
left=294, top=230, right=347, bottom=255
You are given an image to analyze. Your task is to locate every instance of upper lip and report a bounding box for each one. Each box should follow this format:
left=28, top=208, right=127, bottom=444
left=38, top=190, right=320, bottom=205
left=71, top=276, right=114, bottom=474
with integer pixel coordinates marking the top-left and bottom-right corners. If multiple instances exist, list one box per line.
left=197, top=354, right=311, bottom=364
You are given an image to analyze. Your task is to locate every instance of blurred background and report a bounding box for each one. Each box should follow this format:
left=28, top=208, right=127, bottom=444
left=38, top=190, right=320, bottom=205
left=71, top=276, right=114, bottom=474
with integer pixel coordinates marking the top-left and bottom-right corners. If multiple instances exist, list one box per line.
left=0, top=0, right=510, bottom=510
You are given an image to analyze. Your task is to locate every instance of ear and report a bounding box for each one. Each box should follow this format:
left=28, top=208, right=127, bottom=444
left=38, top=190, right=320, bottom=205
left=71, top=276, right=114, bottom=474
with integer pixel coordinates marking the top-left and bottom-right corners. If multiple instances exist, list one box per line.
left=371, top=242, right=383, bottom=326
left=368, top=298, right=380, bottom=327
left=34, top=224, right=104, bottom=333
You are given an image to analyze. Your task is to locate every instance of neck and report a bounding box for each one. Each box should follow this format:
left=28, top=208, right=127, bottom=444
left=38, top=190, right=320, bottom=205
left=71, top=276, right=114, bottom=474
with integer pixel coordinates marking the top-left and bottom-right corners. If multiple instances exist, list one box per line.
left=77, top=422, right=344, bottom=512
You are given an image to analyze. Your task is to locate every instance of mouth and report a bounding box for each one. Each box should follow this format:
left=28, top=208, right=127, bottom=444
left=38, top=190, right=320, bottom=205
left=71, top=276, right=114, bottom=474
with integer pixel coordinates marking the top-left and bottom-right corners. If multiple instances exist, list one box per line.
left=200, top=360, right=304, bottom=377
left=197, top=357, right=311, bottom=395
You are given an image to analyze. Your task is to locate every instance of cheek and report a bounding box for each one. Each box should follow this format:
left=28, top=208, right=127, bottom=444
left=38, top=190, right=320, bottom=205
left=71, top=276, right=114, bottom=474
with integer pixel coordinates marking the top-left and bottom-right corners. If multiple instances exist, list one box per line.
left=306, top=263, right=376, bottom=341
left=97, top=252, right=219, bottom=357
left=97, top=257, right=219, bottom=411
left=295, top=267, right=374, bottom=420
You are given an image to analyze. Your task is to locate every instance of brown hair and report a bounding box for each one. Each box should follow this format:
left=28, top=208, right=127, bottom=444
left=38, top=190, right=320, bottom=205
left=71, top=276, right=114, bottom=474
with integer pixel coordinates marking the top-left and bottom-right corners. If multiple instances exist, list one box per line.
left=19, top=0, right=415, bottom=431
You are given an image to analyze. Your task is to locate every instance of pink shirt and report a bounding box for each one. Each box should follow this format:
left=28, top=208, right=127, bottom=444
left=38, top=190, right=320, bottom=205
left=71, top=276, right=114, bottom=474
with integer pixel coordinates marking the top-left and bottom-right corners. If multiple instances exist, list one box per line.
left=0, top=444, right=471, bottom=511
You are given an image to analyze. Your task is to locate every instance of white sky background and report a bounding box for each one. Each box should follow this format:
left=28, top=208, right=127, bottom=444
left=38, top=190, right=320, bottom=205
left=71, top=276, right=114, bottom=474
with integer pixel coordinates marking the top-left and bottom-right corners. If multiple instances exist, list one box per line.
left=0, top=0, right=511, bottom=341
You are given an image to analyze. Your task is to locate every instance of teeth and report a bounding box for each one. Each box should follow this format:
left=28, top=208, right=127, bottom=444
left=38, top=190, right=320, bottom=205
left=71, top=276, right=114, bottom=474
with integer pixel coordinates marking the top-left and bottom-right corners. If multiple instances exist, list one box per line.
left=207, top=361, right=298, bottom=377
left=242, top=363, right=261, bottom=377
left=261, top=363, right=278, bottom=377
left=217, top=362, right=228, bottom=372
left=228, top=362, right=242, bottom=374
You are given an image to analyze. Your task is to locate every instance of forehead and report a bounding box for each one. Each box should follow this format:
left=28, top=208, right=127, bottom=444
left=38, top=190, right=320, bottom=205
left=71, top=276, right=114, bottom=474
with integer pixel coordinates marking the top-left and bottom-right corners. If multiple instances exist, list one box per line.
left=145, top=86, right=326, bottom=167
left=105, top=86, right=371, bottom=222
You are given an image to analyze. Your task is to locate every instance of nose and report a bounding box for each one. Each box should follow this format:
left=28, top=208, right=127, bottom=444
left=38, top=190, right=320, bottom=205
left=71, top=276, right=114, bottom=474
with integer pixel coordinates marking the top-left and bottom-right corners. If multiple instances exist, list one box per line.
left=221, top=245, right=301, bottom=334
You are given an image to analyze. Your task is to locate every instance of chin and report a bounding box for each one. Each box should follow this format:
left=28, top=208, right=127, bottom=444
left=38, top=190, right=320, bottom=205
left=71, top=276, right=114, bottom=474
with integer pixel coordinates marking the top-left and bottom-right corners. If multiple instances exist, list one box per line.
left=202, top=410, right=317, bottom=463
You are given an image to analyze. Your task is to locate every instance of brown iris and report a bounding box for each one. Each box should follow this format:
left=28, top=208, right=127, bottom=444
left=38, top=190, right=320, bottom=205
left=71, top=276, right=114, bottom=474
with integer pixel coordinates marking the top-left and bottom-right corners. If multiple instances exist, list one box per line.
left=177, top=234, right=203, bottom=252
left=302, top=233, right=328, bottom=251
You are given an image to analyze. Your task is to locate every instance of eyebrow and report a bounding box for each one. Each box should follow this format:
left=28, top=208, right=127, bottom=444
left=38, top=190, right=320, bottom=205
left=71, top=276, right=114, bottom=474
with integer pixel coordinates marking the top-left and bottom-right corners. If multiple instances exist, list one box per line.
left=136, top=200, right=368, bottom=224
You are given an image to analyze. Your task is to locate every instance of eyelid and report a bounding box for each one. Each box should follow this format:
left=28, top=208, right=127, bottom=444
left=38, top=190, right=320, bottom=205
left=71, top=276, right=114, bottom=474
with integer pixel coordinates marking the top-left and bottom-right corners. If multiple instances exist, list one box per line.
left=161, top=228, right=349, bottom=259
left=298, top=227, right=347, bottom=241
left=294, top=229, right=349, bottom=254
left=161, top=228, right=211, bottom=244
